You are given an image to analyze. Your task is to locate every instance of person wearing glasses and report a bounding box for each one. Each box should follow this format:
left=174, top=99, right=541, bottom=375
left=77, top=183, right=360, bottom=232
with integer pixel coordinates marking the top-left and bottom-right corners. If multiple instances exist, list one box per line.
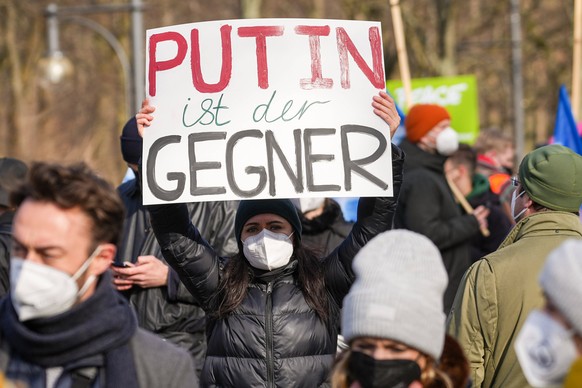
left=447, top=144, right=582, bottom=388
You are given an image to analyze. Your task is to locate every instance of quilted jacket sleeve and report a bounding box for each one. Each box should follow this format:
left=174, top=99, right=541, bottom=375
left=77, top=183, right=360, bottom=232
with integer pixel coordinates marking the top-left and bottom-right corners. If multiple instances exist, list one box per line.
left=324, top=143, right=404, bottom=306
left=148, top=203, right=222, bottom=311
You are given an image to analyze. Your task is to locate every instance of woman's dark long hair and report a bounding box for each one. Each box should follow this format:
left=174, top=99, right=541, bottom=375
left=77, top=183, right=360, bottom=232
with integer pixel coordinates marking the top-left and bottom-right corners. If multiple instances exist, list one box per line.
left=213, top=241, right=330, bottom=323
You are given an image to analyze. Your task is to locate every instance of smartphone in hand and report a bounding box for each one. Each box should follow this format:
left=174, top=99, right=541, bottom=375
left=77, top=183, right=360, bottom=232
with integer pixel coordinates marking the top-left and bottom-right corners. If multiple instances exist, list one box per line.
left=112, top=261, right=132, bottom=268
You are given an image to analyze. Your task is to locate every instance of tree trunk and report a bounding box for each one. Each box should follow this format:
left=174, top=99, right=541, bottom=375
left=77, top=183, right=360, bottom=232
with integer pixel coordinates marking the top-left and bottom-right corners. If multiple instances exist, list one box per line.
left=435, top=0, right=457, bottom=76
left=311, top=0, right=326, bottom=18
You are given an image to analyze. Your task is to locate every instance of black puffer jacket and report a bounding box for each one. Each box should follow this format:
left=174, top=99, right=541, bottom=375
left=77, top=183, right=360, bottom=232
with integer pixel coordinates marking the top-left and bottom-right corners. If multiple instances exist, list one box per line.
left=148, top=144, right=404, bottom=388
left=116, top=178, right=238, bottom=372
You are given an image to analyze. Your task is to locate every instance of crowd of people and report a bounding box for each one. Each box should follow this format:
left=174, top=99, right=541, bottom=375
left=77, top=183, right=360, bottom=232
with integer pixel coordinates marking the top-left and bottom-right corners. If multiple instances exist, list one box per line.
left=0, top=91, right=582, bottom=388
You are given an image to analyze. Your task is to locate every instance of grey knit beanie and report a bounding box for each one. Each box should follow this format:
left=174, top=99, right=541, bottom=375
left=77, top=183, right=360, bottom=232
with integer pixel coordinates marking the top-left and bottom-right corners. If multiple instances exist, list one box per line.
left=540, top=239, right=582, bottom=336
left=342, top=230, right=448, bottom=360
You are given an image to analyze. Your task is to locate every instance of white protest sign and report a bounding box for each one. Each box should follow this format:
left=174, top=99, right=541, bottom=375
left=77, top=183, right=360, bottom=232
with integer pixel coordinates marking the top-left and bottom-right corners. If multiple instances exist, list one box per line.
left=143, top=18, right=392, bottom=204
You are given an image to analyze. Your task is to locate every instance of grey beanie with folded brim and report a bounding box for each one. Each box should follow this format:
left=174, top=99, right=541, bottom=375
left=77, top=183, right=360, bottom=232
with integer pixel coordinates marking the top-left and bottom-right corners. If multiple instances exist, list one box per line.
left=341, top=230, right=448, bottom=360
left=540, top=239, right=582, bottom=336
left=519, top=144, right=582, bottom=212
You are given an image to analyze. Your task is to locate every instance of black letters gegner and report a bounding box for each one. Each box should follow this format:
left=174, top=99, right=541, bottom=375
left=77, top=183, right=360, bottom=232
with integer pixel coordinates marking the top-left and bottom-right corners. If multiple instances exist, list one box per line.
left=146, top=125, right=389, bottom=201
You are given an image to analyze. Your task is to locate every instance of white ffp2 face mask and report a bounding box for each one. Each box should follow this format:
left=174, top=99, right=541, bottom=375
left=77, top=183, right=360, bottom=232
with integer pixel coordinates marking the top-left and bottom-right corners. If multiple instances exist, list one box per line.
left=243, top=229, right=294, bottom=271
left=10, top=248, right=101, bottom=321
left=515, top=309, right=578, bottom=387
left=436, top=127, right=459, bottom=156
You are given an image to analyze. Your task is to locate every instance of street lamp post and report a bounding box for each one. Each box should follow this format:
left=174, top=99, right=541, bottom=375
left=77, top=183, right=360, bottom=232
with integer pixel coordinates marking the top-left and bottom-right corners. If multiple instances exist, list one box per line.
left=42, top=0, right=144, bottom=115
left=131, top=0, right=145, bottom=112
left=510, top=0, right=524, bottom=162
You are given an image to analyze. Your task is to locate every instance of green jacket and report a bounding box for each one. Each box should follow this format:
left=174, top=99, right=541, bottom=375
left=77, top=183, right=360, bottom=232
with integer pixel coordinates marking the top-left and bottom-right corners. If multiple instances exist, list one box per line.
left=565, top=357, right=582, bottom=388
left=447, top=211, right=582, bottom=388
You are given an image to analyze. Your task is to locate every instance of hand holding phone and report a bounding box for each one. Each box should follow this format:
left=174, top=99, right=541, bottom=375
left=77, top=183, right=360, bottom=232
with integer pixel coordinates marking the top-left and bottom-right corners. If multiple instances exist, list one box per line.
left=112, top=261, right=133, bottom=268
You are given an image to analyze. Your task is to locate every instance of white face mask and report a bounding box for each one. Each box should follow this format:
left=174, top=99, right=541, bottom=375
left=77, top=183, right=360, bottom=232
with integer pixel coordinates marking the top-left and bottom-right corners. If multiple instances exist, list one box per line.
left=436, top=127, right=459, bottom=156
left=511, top=189, right=527, bottom=221
left=291, top=197, right=325, bottom=214
left=9, top=248, right=101, bottom=321
left=243, top=229, right=294, bottom=271
left=515, top=309, right=578, bottom=387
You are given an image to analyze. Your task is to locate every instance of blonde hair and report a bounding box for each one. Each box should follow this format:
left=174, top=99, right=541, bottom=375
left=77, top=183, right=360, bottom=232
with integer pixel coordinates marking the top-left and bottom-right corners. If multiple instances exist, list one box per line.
left=474, top=127, right=513, bottom=154
left=330, top=349, right=454, bottom=388
left=330, top=349, right=351, bottom=388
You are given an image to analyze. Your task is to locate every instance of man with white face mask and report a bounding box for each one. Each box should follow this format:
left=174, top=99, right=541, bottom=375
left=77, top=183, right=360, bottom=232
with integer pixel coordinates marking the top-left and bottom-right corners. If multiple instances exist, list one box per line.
left=515, top=239, right=582, bottom=387
left=395, top=103, right=490, bottom=314
left=448, top=144, right=582, bottom=388
left=0, top=162, right=197, bottom=387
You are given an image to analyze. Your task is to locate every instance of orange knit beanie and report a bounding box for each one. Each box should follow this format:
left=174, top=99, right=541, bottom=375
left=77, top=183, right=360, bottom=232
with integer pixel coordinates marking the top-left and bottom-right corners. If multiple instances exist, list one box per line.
left=405, top=104, right=451, bottom=143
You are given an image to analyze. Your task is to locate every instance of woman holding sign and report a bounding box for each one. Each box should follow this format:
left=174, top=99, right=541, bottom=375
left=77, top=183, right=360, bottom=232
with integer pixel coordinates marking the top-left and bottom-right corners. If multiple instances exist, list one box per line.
left=136, top=91, right=403, bottom=387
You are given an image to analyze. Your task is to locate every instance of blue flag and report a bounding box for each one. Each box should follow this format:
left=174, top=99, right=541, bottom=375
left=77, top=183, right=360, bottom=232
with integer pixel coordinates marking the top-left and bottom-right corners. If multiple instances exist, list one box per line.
left=553, top=85, right=582, bottom=154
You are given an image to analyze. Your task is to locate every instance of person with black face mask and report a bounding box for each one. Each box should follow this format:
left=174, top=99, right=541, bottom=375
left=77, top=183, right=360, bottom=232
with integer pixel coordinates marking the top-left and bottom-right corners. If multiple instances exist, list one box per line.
left=331, top=230, right=469, bottom=388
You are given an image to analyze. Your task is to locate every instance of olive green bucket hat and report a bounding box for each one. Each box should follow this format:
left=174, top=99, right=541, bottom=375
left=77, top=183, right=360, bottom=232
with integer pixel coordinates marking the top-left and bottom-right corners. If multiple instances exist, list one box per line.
left=518, top=144, right=582, bottom=212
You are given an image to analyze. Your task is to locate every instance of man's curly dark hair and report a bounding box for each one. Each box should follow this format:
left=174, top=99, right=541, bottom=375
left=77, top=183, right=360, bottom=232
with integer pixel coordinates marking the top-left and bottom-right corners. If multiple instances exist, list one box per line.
left=10, top=161, right=124, bottom=246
